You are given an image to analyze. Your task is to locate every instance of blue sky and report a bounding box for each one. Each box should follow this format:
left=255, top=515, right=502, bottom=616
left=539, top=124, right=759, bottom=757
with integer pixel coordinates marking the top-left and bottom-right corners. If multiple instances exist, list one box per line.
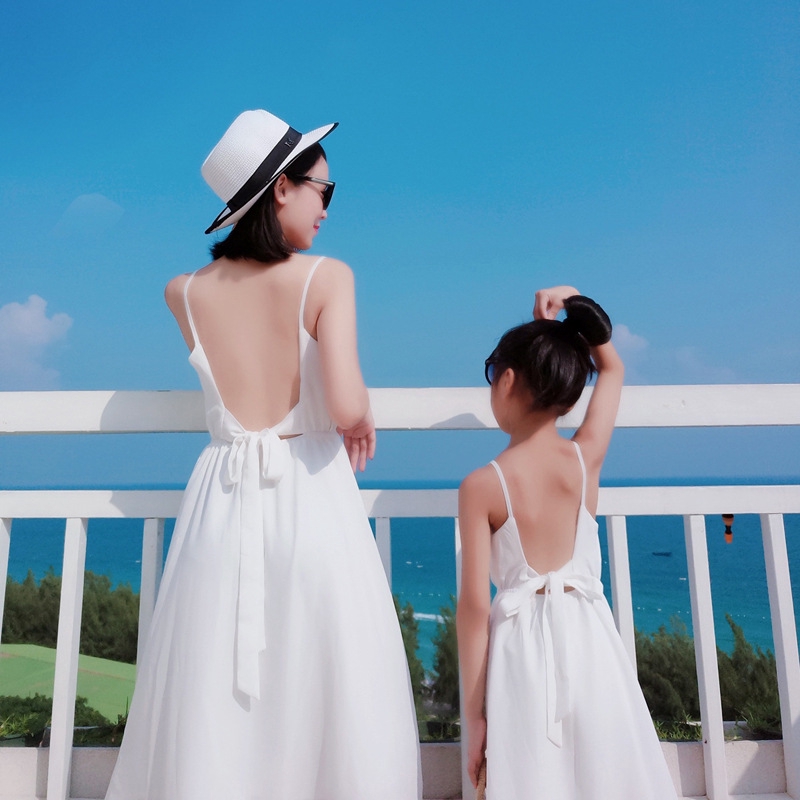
left=1, top=0, right=798, bottom=485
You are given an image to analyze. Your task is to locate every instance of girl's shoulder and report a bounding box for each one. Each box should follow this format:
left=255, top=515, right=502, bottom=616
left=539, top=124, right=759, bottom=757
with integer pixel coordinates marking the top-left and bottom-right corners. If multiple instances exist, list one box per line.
left=460, top=462, right=498, bottom=494
left=459, top=463, right=507, bottom=509
left=460, top=462, right=510, bottom=533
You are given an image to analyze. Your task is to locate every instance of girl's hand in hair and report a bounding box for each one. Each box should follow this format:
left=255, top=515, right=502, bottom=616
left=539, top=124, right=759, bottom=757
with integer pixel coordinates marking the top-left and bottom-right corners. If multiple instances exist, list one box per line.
left=533, top=285, right=580, bottom=320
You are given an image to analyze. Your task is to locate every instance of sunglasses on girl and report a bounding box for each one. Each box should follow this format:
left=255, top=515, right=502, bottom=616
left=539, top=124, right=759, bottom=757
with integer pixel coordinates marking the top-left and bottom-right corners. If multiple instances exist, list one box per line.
left=298, top=176, right=336, bottom=210
left=484, top=357, right=499, bottom=385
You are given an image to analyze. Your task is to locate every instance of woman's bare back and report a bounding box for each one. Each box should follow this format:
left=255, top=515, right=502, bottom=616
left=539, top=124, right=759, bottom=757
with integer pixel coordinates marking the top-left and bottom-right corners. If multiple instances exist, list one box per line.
left=166, top=254, right=322, bottom=431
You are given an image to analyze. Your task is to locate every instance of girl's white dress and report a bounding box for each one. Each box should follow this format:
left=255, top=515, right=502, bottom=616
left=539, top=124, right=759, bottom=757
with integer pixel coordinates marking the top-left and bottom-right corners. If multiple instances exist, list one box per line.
left=485, top=443, right=677, bottom=800
left=105, top=257, right=421, bottom=800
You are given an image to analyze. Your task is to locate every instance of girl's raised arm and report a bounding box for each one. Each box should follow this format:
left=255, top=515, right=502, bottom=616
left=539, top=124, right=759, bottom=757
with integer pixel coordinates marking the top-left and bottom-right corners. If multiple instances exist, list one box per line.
left=533, top=284, right=624, bottom=483
left=533, top=285, right=580, bottom=321
left=573, top=340, right=624, bottom=474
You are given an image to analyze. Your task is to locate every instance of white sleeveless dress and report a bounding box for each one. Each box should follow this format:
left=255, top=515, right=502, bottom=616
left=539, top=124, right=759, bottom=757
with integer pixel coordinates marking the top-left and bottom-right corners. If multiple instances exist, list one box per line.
left=105, top=257, right=421, bottom=800
left=485, top=443, right=676, bottom=799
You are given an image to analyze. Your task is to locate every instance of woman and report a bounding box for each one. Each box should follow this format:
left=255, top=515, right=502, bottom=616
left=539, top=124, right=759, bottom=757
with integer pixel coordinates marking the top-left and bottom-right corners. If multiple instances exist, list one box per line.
left=105, top=109, right=421, bottom=800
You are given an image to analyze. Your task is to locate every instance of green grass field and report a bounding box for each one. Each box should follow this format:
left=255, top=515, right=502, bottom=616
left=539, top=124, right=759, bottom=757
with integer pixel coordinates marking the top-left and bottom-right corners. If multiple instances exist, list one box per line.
left=0, top=644, right=135, bottom=721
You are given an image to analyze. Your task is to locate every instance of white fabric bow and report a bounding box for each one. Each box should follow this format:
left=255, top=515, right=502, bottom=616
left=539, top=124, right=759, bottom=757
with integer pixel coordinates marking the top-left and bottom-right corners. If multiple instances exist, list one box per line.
left=495, top=571, right=604, bottom=746
left=225, top=429, right=290, bottom=487
left=223, top=430, right=291, bottom=699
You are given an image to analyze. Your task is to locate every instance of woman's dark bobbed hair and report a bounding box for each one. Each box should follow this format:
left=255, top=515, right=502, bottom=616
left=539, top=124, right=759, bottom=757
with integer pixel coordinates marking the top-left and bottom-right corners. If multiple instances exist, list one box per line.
left=487, top=295, right=612, bottom=413
left=209, top=143, right=327, bottom=263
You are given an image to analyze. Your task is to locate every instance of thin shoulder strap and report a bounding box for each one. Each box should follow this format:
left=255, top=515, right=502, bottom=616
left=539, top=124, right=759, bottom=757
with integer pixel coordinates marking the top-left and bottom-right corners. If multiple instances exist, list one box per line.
left=572, top=440, right=588, bottom=507
left=298, top=256, right=326, bottom=328
left=182, top=271, right=201, bottom=347
left=489, top=460, right=514, bottom=519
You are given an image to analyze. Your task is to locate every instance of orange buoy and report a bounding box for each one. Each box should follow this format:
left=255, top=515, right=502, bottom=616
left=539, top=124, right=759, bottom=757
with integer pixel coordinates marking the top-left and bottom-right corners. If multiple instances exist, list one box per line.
left=722, top=513, right=734, bottom=544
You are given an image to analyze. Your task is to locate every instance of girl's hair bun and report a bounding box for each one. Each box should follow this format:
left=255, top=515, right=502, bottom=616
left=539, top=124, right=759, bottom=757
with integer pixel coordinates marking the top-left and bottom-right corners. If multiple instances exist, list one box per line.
left=562, top=295, right=612, bottom=346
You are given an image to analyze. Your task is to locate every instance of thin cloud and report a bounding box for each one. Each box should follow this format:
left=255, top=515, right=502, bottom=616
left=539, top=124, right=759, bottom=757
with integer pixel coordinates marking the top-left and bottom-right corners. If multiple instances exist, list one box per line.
left=672, top=346, right=736, bottom=384
left=612, top=323, right=649, bottom=383
left=613, top=323, right=648, bottom=356
left=0, top=295, right=72, bottom=389
left=51, top=193, right=124, bottom=237
left=610, top=325, right=735, bottom=384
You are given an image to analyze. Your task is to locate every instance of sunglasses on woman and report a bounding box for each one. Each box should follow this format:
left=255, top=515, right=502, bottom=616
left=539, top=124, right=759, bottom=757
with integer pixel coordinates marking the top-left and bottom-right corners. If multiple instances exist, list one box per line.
left=298, top=176, right=336, bottom=210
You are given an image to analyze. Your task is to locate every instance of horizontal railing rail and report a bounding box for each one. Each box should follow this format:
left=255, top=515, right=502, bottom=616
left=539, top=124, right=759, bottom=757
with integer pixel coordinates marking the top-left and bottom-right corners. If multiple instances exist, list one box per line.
left=2, top=483, right=800, bottom=520
left=1, top=386, right=799, bottom=800
left=1, top=384, right=800, bottom=433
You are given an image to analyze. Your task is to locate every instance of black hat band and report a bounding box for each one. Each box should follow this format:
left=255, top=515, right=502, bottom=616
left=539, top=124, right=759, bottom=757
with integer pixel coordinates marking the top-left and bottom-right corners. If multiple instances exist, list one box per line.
left=206, top=125, right=301, bottom=233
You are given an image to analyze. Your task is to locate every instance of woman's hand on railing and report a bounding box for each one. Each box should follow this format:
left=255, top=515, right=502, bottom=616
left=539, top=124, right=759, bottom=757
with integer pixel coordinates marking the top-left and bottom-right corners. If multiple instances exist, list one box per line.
left=533, top=285, right=580, bottom=320
left=337, top=409, right=376, bottom=472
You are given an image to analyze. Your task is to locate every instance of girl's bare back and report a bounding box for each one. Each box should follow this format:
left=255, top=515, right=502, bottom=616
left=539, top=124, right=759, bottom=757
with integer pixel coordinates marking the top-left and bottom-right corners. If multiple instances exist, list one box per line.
left=494, top=435, right=585, bottom=575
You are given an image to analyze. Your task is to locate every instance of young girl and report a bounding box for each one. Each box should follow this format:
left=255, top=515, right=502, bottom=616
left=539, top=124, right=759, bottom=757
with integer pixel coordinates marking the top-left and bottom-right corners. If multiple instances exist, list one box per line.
left=457, top=287, right=677, bottom=799
left=105, top=110, right=421, bottom=800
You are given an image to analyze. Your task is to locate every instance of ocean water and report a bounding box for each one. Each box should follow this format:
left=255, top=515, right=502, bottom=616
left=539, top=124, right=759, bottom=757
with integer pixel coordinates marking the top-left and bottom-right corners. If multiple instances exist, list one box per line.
left=4, top=485, right=799, bottom=670
left=386, top=511, right=800, bottom=667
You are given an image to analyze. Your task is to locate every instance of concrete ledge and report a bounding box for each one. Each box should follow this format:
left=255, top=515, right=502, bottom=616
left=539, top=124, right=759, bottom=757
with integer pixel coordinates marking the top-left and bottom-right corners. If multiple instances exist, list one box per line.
left=420, top=742, right=461, bottom=799
left=0, top=746, right=461, bottom=799
left=0, top=739, right=790, bottom=799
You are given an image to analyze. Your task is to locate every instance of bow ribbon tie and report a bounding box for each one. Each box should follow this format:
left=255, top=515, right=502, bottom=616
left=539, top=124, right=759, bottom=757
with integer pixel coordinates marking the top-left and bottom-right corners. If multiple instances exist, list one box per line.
left=224, top=429, right=290, bottom=487
left=495, top=570, right=604, bottom=746
left=223, top=430, right=292, bottom=700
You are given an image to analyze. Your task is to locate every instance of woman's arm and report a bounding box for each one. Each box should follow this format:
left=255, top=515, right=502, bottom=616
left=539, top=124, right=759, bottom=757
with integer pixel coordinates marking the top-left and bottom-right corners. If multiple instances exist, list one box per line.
left=456, top=468, right=494, bottom=787
left=314, top=259, right=370, bottom=427
left=312, top=259, right=375, bottom=469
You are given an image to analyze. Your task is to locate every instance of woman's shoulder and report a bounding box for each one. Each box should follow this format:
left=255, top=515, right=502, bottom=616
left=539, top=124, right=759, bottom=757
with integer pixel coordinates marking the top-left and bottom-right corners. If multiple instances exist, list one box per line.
left=164, top=263, right=215, bottom=312
left=164, top=272, right=192, bottom=314
left=299, top=253, right=352, bottom=281
left=299, top=255, right=356, bottom=307
left=167, top=258, right=219, bottom=284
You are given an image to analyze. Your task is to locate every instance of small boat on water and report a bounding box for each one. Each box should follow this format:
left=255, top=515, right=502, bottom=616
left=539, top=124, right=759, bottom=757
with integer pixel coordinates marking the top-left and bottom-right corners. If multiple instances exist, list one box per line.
left=651, top=551, right=673, bottom=557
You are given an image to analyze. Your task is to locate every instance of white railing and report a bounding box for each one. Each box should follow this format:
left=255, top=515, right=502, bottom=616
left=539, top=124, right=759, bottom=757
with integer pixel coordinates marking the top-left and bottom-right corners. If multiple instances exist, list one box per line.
left=1, top=385, right=799, bottom=800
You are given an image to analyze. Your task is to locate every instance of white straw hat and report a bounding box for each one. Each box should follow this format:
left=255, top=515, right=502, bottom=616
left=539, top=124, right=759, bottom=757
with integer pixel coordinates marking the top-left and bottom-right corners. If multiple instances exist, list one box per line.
left=202, top=110, right=338, bottom=234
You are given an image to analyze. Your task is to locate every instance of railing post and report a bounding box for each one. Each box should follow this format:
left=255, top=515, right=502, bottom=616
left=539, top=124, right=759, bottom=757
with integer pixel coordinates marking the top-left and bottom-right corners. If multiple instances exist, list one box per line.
left=761, top=512, right=800, bottom=797
left=684, top=514, right=728, bottom=800
left=454, top=517, right=462, bottom=597
left=606, top=515, right=636, bottom=669
left=0, top=518, right=10, bottom=646
left=47, top=517, right=88, bottom=800
left=137, top=517, right=165, bottom=665
left=375, top=517, right=392, bottom=585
